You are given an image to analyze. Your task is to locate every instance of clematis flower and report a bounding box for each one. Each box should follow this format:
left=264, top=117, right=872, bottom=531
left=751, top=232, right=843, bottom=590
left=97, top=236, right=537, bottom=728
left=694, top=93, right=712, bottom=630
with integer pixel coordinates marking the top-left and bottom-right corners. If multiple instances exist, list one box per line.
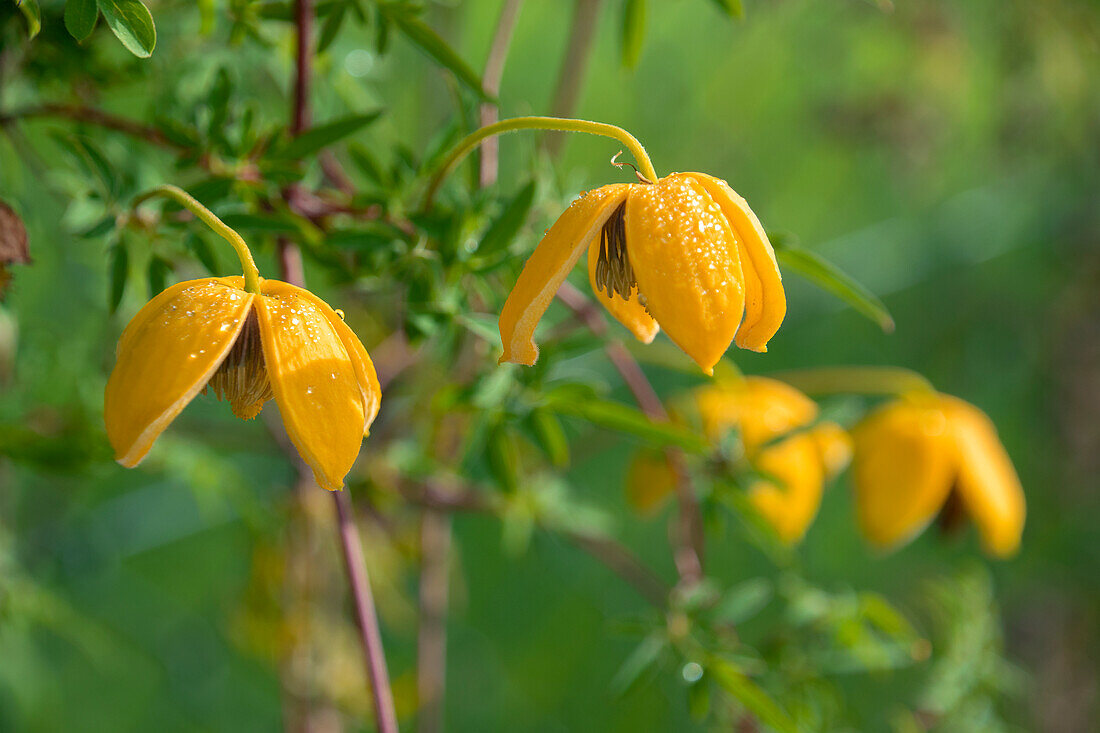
left=104, top=185, right=380, bottom=492
left=499, top=173, right=785, bottom=375
left=696, top=376, right=850, bottom=544
left=626, top=376, right=849, bottom=544
left=851, top=393, right=1025, bottom=557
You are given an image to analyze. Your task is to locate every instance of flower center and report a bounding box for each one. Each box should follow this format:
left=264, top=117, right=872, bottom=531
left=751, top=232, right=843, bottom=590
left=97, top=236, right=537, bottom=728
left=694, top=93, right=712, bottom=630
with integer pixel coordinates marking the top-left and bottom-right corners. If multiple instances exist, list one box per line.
left=594, top=200, right=642, bottom=302
left=205, top=308, right=273, bottom=420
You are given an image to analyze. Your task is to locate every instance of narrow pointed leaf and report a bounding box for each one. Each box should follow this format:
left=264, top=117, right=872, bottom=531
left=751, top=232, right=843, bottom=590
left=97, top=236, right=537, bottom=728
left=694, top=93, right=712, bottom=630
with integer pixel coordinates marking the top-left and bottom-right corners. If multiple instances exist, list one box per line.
left=15, top=0, right=41, bottom=38
left=776, top=246, right=895, bottom=333
left=381, top=5, right=489, bottom=99
left=477, top=181, right=536, bottom=257
left=708, top=657, right=798, bottom=733
left=272, top=112, right=381, bottom=160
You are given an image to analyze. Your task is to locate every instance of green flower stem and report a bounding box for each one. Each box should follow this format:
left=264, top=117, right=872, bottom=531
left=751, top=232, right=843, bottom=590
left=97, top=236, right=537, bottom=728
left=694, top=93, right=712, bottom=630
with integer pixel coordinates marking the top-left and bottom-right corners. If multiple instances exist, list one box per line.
left=423, top=116, right=659, bottom=208
left=133, top=184, right=262, bottom=294
left=771, top=366, right=936, bottom=397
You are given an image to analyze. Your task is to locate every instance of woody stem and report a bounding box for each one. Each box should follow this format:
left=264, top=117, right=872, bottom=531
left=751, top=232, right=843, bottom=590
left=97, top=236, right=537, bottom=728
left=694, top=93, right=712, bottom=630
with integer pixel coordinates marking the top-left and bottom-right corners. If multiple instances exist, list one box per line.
left=133, top=184, right=262, bottom=294
left=423, top=116, right=659, bottom=208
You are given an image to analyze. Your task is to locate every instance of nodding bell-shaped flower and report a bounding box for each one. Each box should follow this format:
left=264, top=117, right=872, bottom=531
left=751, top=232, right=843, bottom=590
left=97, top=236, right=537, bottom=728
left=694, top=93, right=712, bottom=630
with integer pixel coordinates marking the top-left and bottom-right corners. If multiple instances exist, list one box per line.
left=498, top=173, right=786, bottom=375
left=852, top=393, right=1025, bottom=558
left=695, top=376, right=850, bottom=545
left=103, top=186, right=380, bottom=492
left=625, top=376, right=849, bottom=545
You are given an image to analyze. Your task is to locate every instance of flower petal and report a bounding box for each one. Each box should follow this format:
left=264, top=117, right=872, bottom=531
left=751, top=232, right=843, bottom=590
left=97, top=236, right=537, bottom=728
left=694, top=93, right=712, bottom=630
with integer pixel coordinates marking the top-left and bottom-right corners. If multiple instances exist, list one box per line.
left=290, top=287, right=382, bottom=434
left=105, top=278, right=255, bottom=467
left=681, top=173, right=785, bottom=352
left=695, top=376, right=817, bottom=452
left=750, top=433, right=825, bottom=545
left=586, top=238, right=659, bottom=344
left=256, top=280, right=366, bottom=491
left=499, top=184, right=629, bottom=365
left=626, top=176, right=745, bottom=374
left=810, top=421, right=853, bottom=480
left=625, top=449, right=677, bottom=516
left=942, top=397, right=1026, bottom=558
left=851, top=399, right=955, bottom=550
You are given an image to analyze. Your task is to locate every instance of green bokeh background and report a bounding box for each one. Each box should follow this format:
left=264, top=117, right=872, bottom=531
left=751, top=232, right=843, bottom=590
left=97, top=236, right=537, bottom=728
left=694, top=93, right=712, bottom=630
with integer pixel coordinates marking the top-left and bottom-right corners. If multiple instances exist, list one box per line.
left=1, top=0, right=1098, bottom=730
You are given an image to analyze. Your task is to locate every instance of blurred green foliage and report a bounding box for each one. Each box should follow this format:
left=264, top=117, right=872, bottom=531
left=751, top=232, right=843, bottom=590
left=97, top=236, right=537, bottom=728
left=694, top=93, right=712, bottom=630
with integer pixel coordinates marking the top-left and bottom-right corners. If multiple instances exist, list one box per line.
left=1, top=0, right=1098, bottom=731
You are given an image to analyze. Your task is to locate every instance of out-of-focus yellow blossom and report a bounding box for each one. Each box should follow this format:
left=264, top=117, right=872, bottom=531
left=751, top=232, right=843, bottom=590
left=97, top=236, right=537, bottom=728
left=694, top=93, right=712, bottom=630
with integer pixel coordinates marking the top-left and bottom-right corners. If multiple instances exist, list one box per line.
left=626, top=376, right=849, bottom=544
left=104, top=186, right=380, bottom=491
left=852, top=393, right=1025, bottom=558
left=499, top=174, right=785, bottom=375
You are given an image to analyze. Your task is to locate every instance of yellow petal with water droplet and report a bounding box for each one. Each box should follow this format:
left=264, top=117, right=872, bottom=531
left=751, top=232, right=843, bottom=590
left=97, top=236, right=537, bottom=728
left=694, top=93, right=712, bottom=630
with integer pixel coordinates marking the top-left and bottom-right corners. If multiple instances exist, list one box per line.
left=852, top=398, right=955, bottom=550
left=499, top=184, right=630, bottom=365
left=256, top=280, right=366, bottom=491
left=626, top=177, right=745, bottom=375
left=586, top=238, right=659, bottom=344
left=292, top=287, right=382, bottom=435
left=105, top=277, right=254, bottom=467
left=941, top=396, right=1025, bottom=558
left=680, top=173, right=785, bottom=352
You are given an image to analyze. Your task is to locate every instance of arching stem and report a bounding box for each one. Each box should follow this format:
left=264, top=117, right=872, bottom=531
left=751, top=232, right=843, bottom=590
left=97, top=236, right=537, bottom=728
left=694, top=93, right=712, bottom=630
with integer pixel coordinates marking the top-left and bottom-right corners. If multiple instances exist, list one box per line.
left=770, top=366, right=936, bottom=397
left=133, top=184, right=262, bottom=294
left=423, top=116, right=659, bottom=209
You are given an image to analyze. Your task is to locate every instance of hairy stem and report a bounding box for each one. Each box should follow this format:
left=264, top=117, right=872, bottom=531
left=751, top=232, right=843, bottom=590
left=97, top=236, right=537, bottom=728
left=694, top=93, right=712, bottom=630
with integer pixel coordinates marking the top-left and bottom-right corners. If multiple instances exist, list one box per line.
left=132, top=184, right=261, bottom=293
left=424, top=116, right=658, bottom=208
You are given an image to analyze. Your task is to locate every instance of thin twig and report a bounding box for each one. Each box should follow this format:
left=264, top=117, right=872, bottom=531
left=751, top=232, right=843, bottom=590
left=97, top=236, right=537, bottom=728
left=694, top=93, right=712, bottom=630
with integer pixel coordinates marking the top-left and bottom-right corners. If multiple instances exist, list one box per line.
left=545, top=0, right=602, bottom=156
left=416, top=508, right=452, bottom=733
left=556, top=282, right=704, bottom=584
left=393, top=477, right=669, bottom=605
left=284, top=4, right=399, bottom=731
left=0, top=103, right=180, bottom=149
left=333, top=489, right=400, bottom=733
left=478, top=0, right=524, bottom=187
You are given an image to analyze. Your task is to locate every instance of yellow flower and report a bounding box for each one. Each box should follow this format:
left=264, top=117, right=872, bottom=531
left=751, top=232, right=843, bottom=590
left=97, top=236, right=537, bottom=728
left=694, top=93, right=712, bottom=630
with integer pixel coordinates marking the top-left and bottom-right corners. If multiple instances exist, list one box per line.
left=625, top=376, right=849, bottom=544
left=696, top=377, right=850, bottom=544
left=852, top=393, right=1025, bottom=557
left=104, top=276, right=380, bottom=492
left=499, top=173, right=785, bottom=375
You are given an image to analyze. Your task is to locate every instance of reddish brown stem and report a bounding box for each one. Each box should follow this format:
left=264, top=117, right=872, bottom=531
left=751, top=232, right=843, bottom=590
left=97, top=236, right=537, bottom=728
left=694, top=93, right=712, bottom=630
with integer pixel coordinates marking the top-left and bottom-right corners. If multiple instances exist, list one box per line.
left=545, top=0, right=602, bottom=156
left=416, top=509, right=452, bottom=733
left=556, top=282, right=705, bottom=584
left=284, top=4, right=399, bottom=731
left=0, top=103, right=180, bottom=149
left=478, top=0, right=524, bottom=186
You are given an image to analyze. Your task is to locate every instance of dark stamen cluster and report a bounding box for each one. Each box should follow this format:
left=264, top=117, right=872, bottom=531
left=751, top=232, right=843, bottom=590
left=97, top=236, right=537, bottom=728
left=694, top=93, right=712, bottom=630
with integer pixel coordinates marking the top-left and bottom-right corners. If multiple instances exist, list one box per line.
left=594, top=200, right=637, bottom=301
left=206, top=309, right=273, bottom=419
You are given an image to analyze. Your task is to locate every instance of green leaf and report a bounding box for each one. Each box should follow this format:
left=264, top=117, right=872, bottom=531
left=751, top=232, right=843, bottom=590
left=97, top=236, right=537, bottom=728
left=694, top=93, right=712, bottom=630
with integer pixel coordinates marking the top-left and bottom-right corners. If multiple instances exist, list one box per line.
left=186, top=234, right=219, bottom=275
left=381, top=4, right=489, bottom=99
left=108, top=243, right=128, bottom=312
left=775, top=246, right=895, bottom=333
left=547, top=394, right=710, bottom=453
left=65, top=0, right=98, bottom=41
left=271, top=112, right=381, bottom=160
left=621, top=0, right=646, bottom=69
left=712, top=578, right=773, bottom=625
left=97, top=0, right=156, bottom=58
left=347, top=143, right=390, bottom=187
left=708, top=657, right=799, bottom=733
left=219, top=213, right=299, bottom=235
left=527, top=408, right=570, bottom=468
left=477, top=181, right=536, bottom=257
left=14, top=0, right=41, bottom=38
left=707, top=0, right=744, bottom=18
left=317, top=0, right=348, bottom=53
left=611, top=634, right=666, bottom=695
left=146, top=256, right=171, bottom=296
